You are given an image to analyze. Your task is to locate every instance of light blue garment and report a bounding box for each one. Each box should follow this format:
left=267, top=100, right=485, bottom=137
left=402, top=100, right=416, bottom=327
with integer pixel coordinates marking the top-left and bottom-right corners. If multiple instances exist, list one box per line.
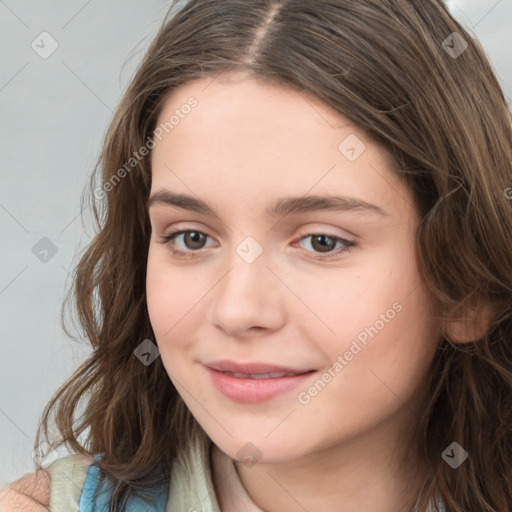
left=78, top=454, right=169, bottom=511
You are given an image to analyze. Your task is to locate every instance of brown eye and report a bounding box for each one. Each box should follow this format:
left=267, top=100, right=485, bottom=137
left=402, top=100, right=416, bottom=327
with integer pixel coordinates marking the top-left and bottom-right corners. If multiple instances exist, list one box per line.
left=158, top=229, right=214, bottom=259
left=181, top=231, right=207, bottom=250
left=160, top=230, right=209, bottom=250
left=295, top=233, right=356, bottom=260
left=309, top=234, right=337, bottom=253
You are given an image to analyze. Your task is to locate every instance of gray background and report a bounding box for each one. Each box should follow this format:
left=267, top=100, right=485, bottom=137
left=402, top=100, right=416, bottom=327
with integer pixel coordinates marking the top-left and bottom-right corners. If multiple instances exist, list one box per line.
left=1, top=0, right=511, bottom=485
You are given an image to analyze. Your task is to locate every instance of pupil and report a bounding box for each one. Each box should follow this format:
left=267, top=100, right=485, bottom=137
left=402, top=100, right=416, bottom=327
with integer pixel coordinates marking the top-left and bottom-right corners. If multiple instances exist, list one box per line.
left=313, top=235, right=334, bottom=253
left=186, top=231, right=205, bottom=249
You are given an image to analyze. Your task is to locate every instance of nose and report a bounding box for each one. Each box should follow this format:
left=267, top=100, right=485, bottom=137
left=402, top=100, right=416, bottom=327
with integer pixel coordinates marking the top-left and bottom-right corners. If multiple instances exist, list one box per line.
left=206, top=243, right=286, bottom=338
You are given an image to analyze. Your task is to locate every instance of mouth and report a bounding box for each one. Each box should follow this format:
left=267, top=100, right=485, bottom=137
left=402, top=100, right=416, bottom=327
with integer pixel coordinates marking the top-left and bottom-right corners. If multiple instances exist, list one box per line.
left=204, top=359, right=314, bottom=376
left=219, top=370, right=310, bottom=379
left=204, top=362, right=316, bottom=403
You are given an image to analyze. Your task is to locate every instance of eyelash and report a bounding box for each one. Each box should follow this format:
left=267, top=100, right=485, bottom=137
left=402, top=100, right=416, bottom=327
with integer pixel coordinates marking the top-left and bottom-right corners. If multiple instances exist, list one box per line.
left=157, top=229, right=356, bottom=261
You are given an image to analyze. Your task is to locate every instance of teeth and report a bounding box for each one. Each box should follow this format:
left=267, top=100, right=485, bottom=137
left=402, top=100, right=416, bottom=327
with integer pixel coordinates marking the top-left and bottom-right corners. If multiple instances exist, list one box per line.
left=224, top=371, right=297, bottom=379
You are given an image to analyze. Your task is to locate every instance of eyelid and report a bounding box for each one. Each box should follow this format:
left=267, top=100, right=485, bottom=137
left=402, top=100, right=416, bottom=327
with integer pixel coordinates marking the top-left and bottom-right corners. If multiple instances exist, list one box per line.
left=160, top=221, right=214, bottom=237
left=294, top=224, right=355, bottom=242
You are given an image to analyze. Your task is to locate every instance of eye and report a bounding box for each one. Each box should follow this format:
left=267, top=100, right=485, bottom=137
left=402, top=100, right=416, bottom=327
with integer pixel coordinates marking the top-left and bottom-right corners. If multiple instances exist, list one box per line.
left=157, top=229, right=356, bottom=261
left=158, top=229, right=214, bottom=259
left=293, top=233, right=356, bottom=260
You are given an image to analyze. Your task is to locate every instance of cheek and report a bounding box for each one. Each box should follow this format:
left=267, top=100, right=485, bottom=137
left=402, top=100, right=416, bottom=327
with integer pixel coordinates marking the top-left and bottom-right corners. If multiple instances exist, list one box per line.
left=146, top=251, right=169, bottom=333
left=146, top=250, right=211, bottom=362
left=298, top=242, right=438, bottom=374
left=320, top=281, right=438, bottom=412
left=290, top=252, right=418, bottom=348
left=146, top=252, right=184, bottom=343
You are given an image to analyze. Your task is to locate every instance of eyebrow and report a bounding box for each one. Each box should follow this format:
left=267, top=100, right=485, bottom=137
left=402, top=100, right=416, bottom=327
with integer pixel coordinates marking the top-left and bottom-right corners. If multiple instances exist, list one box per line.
left=147, top=189, right=389, bottom=217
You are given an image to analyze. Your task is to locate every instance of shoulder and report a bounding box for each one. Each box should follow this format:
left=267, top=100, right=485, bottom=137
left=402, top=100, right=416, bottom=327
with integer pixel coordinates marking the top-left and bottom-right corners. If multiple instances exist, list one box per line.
left=0, top=454, right=95, bottom=512
left=0, top=469, right=50, bottom=511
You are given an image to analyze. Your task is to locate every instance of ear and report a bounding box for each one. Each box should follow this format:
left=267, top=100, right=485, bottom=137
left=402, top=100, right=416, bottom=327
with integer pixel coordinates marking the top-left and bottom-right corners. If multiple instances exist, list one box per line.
left=443, top=300, right=495, bottom=343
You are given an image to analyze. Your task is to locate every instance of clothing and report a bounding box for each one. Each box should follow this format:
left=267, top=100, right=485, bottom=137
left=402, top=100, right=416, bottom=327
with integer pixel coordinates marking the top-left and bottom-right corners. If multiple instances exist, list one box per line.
left=46, top=439, right=445, bottom=511
left=46, top=438, right=256, bottom=512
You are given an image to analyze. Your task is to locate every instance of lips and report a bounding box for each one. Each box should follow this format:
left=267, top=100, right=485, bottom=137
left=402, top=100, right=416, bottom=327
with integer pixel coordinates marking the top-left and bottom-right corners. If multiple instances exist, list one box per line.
left=205, top=364, right=317, bottom=403
left=222, top=371, right=300, bottom=379
left=204, top=359, right=313, bottom=377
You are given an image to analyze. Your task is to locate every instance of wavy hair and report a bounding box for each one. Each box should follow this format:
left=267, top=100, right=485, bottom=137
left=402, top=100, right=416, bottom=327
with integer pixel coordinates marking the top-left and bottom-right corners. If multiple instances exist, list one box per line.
left=34, top=0, right=512, bottom=510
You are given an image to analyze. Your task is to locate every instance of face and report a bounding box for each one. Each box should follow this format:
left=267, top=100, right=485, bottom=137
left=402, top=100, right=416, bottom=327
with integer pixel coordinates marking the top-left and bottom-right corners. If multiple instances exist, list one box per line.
left=146, top=74, right=442, bottom=464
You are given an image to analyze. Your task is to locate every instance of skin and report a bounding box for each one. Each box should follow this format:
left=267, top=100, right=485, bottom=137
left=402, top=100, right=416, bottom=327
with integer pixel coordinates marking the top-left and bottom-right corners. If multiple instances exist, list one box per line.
left=146, top=74, right=444, bottom=512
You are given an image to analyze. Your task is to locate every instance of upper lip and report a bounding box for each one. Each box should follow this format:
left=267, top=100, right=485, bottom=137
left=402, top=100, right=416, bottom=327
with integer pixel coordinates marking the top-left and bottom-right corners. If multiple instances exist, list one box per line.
left=204, top=359, right=314, bottom=375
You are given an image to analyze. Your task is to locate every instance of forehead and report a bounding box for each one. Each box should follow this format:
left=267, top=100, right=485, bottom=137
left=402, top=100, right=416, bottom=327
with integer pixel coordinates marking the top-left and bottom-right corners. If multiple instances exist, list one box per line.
left=156, top=73, right=349, bottom=129
left=150, top=75, right=413, bottom=221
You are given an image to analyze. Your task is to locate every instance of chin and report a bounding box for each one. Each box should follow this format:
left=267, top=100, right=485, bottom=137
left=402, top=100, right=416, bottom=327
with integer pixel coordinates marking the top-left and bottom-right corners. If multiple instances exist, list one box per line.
left=212, top=433, right=308, bottom=465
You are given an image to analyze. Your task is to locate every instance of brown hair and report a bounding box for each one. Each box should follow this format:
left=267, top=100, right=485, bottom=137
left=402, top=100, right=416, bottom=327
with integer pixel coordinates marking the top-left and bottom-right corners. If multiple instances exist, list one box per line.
left=34, top=0, right=512, bottom=510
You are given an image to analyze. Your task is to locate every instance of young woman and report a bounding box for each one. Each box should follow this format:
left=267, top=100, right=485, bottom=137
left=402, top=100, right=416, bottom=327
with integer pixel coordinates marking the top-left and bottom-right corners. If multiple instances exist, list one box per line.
left=2, top=1, right=511, bottom=511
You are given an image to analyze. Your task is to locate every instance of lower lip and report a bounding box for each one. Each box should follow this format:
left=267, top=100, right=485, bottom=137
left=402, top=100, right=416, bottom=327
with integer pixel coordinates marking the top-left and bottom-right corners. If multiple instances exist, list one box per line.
left=206, top=366, right=316, bottom=403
